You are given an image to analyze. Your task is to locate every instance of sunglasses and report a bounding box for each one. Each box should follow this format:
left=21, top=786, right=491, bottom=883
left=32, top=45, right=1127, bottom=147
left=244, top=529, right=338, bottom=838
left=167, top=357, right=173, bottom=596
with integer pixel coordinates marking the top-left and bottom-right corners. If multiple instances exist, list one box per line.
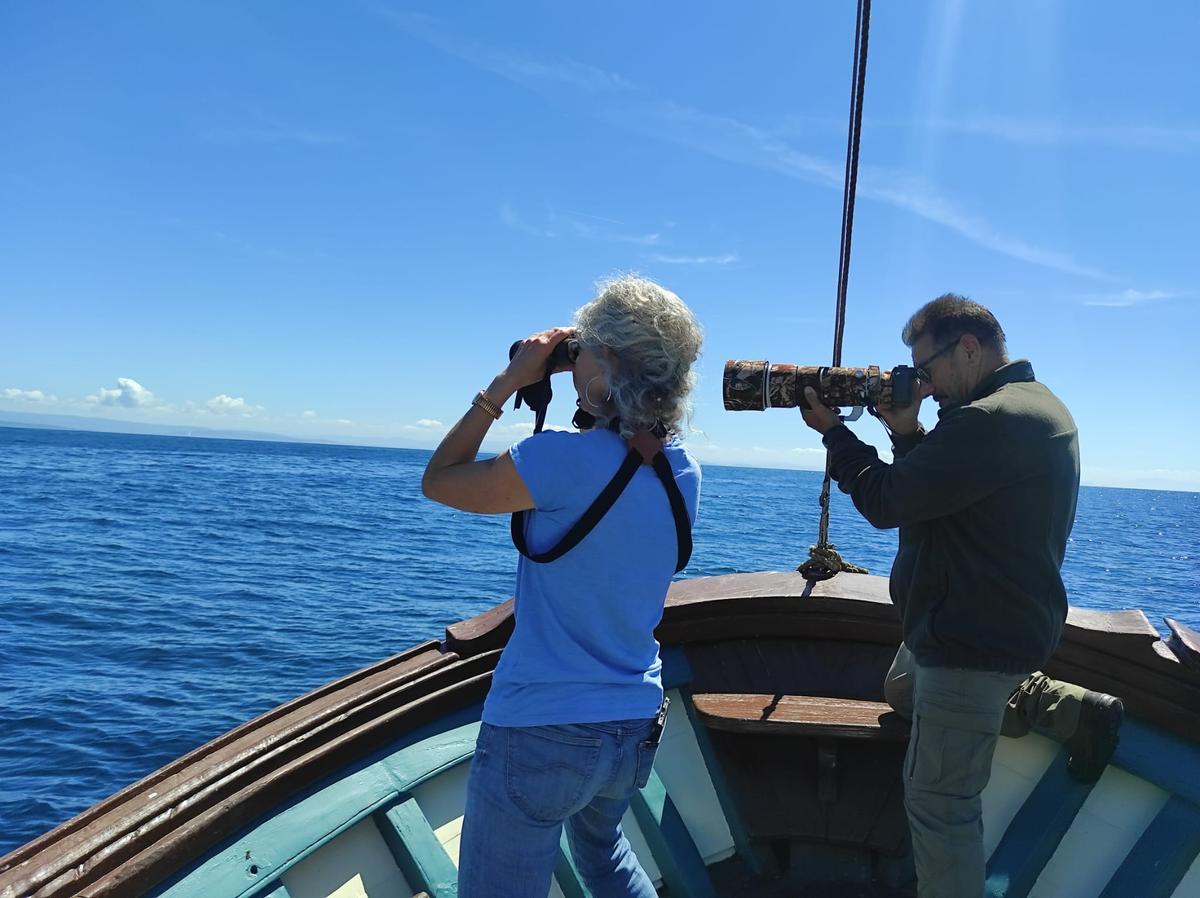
left=913, top=337, right=959, bottom=383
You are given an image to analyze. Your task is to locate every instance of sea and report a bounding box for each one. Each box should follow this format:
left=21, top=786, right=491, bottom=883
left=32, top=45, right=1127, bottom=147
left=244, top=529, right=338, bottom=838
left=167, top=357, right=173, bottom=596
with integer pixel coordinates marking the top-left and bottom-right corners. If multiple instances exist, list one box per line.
left=1, top=425, right=1197, bottom=854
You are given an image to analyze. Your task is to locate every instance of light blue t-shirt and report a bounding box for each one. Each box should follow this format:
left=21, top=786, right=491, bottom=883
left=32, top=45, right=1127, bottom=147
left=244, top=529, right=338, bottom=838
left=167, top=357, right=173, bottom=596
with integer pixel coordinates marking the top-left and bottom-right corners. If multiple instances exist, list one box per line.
left=482, top=427, right=701, bottom=727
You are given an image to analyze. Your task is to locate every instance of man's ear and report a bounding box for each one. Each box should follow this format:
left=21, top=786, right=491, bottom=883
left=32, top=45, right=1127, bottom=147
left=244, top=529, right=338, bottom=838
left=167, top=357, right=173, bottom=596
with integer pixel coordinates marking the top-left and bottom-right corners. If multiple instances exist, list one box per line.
left=959, top=333, right=982, bottom=360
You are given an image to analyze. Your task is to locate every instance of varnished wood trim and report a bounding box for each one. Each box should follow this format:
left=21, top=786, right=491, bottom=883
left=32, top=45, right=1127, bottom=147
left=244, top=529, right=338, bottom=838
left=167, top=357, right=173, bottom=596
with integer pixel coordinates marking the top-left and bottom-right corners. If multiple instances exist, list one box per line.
left=693, top=693, right=909, bottom=741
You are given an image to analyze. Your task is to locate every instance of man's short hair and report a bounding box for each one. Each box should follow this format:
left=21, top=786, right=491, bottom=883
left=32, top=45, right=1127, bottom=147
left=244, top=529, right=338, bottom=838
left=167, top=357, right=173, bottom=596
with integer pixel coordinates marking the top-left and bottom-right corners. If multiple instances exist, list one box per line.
left=902, top=294, right=1008, bottom=355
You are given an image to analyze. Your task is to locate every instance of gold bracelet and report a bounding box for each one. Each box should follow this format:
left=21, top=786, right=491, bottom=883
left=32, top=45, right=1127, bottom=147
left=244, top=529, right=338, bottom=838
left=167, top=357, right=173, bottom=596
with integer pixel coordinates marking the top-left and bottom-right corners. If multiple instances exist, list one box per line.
left=471, top=390, right=503, bottom=420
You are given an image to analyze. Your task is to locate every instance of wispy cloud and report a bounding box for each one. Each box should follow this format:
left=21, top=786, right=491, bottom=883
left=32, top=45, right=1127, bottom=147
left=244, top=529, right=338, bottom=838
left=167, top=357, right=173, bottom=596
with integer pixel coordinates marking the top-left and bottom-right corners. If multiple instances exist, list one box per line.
left=386, top=17, right=1112, bottom=281
left=908, top=116, right=1200, bottom=151
left=1083, top=289, right=1189, bottom=308
left=3, top=387, right=56, bottom=402
left=651, top=252, right=739, bottom=266
left=778, top=114, right=1200, bottom=153
left=376, top=9, right=636, bottom=95
left=862, top=173, right=1111, bottom=280
left=501, top=204, right=557, bottom=239
left=616, top=100, right=1110, bottom=280
left=501, top=204, right=661, bottom=246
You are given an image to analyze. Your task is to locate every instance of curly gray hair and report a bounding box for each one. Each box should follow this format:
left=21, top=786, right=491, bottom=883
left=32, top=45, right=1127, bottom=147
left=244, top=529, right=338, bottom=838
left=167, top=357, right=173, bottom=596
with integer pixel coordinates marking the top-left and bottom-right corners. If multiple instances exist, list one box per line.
left=574, top=275, right=702, bottom=439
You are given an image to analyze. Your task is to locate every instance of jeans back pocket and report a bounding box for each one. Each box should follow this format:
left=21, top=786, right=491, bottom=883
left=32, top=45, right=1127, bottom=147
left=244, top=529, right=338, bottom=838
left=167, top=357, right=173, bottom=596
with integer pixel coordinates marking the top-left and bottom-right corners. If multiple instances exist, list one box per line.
left=504, top=725, right=603, bottom=822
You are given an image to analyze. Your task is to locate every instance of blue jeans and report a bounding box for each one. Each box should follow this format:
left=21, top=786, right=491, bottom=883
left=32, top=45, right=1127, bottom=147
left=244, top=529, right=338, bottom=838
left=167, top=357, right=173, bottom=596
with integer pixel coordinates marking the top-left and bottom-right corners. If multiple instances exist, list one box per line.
left=457, top=719, right=660, bottom=898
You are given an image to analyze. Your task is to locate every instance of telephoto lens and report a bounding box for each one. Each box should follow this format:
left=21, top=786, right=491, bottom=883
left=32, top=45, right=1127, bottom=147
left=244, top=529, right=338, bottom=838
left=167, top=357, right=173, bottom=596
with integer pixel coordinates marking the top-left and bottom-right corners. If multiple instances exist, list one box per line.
left=723, top=360, right=916, bottom=411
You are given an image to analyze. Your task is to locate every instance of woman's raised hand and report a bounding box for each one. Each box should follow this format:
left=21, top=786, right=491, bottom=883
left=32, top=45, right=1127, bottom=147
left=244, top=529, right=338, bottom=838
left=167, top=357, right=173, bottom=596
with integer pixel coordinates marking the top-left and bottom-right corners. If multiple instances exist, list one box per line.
left=501, top=327, right=574, bottom=390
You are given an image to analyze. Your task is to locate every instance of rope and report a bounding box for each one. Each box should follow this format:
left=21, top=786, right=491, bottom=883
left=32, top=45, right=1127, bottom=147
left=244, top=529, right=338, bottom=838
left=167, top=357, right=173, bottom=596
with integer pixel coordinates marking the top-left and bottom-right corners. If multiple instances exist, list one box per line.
left=800, top=0, right=872, bottom=582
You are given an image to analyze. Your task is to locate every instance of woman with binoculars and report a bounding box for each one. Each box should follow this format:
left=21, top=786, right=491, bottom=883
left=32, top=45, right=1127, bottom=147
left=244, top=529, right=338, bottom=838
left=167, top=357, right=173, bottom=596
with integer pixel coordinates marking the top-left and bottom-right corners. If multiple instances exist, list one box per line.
left=423, top=275, right=703, bottom=897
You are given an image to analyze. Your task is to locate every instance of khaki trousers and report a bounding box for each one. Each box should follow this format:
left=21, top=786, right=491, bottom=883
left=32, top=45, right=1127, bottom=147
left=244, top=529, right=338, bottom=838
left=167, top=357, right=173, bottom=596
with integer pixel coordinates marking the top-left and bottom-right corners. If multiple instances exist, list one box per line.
left=883, top=645, right=1087, bottom=898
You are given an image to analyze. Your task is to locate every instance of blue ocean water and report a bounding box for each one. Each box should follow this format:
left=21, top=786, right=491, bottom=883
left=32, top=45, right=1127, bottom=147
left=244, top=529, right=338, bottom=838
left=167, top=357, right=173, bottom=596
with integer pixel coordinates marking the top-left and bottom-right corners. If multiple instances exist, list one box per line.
left=1, top=425, right=1197, bottom=854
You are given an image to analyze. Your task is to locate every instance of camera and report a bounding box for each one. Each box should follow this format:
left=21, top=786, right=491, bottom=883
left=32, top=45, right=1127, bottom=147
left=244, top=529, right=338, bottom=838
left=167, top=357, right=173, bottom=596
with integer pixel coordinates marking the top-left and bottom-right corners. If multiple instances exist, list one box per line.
left=723, top=360, right=917, bottom=411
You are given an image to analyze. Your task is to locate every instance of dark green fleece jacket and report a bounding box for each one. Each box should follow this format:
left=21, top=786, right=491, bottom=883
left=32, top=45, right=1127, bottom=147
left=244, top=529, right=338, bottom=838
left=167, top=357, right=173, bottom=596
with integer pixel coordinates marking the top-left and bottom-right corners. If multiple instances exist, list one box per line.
left=822, top=360, right=1080, bottom=674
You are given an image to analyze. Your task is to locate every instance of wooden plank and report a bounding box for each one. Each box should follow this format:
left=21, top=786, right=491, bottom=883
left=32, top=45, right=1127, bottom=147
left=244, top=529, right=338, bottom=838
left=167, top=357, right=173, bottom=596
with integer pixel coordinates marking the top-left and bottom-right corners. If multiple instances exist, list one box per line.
left=1049, top=640, right=1200, bottom=715
left=1098, top=795, right=1200, bottom=898
left=984, top=747, right=1095, bottom=898
left=629, top=769, right=716, bottom=898
left=1167, top=618, right=1200, bottom=675
left=444, top=599, right=514, bottom=657
left=375, top=796, right=459, bottom=898
left=665, top=570, right=896, bottom=609
left=1063, top=607, right=1161, bottom=650
left=692, top=693, right=910, bottom=741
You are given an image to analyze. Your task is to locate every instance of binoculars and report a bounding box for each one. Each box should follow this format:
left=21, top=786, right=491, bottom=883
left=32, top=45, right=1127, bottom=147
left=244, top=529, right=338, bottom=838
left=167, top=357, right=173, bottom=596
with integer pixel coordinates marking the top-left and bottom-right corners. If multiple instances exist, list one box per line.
left=509, top=338, right=580, bottom=372
left=723, top=360, right=918, bottom=411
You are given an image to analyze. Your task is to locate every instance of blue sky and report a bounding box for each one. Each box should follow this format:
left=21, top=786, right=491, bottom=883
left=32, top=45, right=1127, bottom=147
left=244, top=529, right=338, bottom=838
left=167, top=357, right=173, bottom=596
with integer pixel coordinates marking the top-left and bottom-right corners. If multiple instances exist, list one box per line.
left=2, top=2, right=1198, bottom=490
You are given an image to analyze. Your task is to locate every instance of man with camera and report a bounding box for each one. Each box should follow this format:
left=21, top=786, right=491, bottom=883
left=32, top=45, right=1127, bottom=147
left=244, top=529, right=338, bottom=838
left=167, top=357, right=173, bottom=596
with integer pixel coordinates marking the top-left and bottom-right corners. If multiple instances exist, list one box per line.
left=799, top=294, right=1122, bottom=898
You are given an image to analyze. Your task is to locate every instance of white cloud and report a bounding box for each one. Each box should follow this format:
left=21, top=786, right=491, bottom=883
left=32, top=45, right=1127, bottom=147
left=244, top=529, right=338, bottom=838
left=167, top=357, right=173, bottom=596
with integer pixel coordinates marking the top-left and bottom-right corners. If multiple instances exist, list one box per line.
left=87, top=377, right=155, bottom=408
left=205, top=394, right=263, bottom=416
left=1083, top=289, right=1187, bottom=308
left=3, top=387, right=56, bottom=402
left=302, top=409, right=318, bottom=418
left=414, top=418, right=444, bottom=428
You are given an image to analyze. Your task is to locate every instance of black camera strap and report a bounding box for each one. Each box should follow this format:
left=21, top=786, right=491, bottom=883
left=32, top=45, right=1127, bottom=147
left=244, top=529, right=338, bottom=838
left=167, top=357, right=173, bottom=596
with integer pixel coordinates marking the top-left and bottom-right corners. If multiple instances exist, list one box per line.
left=513, top=375, right=553, bottom=435
left=510, top=432, right=692, bottom=573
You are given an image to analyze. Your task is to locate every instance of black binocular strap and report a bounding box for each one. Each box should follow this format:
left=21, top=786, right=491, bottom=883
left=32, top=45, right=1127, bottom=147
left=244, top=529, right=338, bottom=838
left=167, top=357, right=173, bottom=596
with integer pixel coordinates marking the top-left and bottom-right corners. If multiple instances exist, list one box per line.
left=511, top=447, right=693, bottom=573
left=650, top=450, right=693, bottom=572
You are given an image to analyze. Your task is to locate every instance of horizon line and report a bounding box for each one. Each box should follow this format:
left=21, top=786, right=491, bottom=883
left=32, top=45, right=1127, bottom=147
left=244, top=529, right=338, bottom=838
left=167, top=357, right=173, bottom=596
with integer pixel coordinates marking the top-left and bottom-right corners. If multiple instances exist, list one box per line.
left=2, top=417, right=1197, bottom=495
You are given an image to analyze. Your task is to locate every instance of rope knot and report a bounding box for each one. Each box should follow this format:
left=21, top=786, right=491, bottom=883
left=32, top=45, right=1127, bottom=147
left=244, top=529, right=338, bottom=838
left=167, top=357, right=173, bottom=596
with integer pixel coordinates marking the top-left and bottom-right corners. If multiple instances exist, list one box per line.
left=797, top=542, right=869, bottom=581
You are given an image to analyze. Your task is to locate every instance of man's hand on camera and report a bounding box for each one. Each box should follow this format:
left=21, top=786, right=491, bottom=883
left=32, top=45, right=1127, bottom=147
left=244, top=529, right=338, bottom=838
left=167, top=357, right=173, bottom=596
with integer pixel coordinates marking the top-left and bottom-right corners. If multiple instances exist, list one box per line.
left=800, top=386, right=841, bottom=435
left=874, top=392, right=924, bottom=436
left=500, top=327, right=573, bottom=391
